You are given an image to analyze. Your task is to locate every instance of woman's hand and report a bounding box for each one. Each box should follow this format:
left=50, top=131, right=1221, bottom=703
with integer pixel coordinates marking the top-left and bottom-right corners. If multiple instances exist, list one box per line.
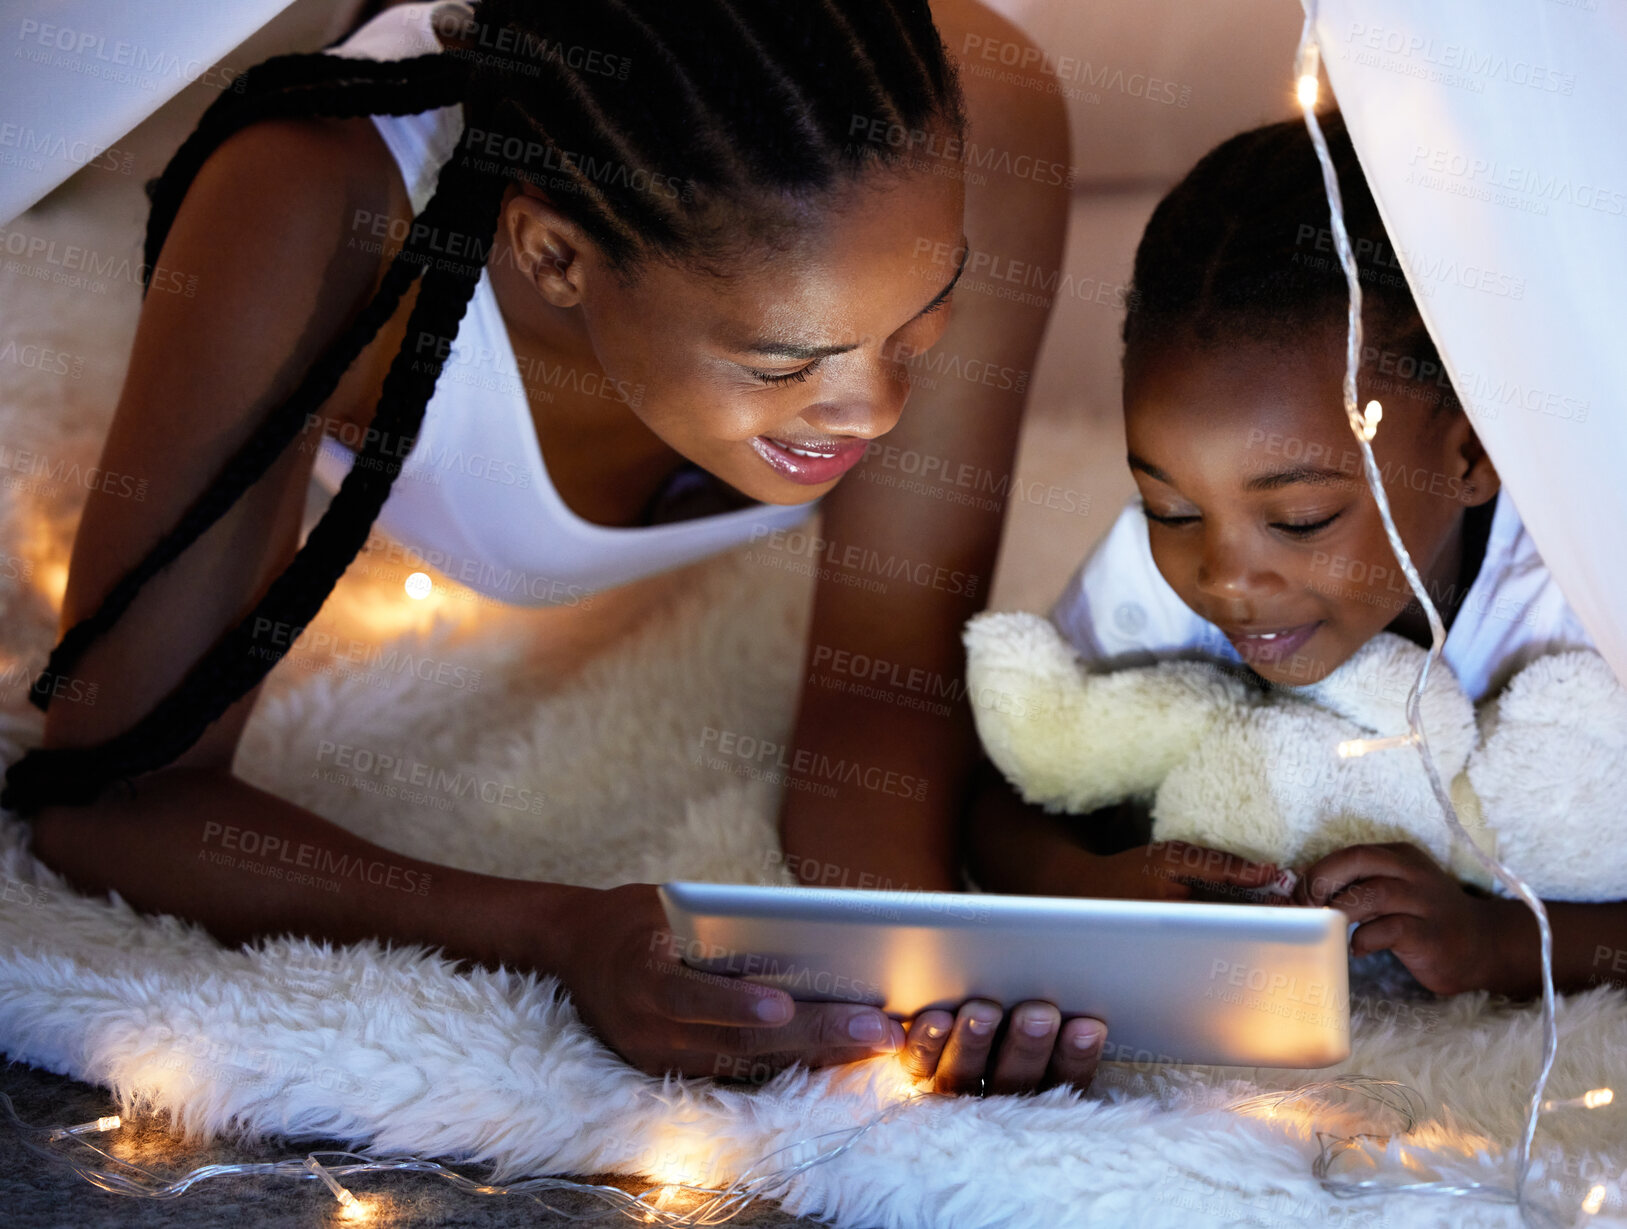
left=1076, top=841, right=1281, bottom=903
left=900, top=999, right=1106, bottom=1095
left=550, top=883, right=907, bottom=1081
left=1296, top=842, right=1513, bottom=994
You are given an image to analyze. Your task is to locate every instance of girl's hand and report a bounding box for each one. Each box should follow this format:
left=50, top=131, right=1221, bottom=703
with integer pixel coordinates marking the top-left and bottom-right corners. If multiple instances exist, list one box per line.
left=1079, top=841, right=1281, bottom=903
left=1297, top=842, right=1511, bottom=994
left=900, top=1000, right=1106, bottom=1095
left=552, top=884, right=907, bottom=1081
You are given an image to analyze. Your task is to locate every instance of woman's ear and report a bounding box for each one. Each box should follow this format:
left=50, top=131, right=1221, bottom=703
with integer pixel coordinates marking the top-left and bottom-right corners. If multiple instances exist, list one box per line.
left=1444, top=408, right=1500, bottom=508
left=504, top=190, right=589, bottom=308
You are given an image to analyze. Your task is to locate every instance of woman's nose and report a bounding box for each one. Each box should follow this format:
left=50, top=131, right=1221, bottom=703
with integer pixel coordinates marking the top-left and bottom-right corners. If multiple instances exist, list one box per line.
left=807, top=354, right=910, bottom=441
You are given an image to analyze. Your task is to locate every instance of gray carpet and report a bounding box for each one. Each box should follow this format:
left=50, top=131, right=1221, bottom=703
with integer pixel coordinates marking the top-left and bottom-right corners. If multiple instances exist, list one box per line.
left=1, top=1058, right=837, bottom=1229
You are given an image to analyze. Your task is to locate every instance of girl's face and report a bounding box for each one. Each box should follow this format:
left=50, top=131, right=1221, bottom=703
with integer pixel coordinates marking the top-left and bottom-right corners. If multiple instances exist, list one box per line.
left=1122, top=326, right=1499, bottom=686
left=504, top=165, right=966, bottom=505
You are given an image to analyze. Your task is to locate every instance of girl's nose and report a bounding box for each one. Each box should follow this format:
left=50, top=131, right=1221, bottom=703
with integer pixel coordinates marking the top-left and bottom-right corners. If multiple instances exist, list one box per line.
left=1194, top=529, right=1279, bottom=601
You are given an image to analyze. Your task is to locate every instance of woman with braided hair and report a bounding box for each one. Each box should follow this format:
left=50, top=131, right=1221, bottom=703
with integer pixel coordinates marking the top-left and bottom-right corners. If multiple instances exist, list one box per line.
left=6, top=0, right=1093, bottom=1092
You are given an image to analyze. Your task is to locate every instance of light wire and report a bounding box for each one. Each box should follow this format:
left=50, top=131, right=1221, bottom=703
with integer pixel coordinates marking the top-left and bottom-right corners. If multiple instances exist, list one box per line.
left=1294, top=3, right=1561, bottom=1221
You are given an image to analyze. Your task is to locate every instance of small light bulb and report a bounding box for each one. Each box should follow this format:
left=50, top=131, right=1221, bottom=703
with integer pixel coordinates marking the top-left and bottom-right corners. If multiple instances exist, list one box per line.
left=305, top=1155, right=366, bottom=1219
left=1583, top=1184, right=1607, bottom=1215
left=1337, top=733, right=1415, bottom=759
left=49, top=1113, right=125, bottom=1141
left=1361, top=399, right=1384, bottom=441
left=1296, top=41, right=1321, bottom=109
left=404, top=571, right=432, bottom=600
left=1585, top=1088, right=1614, bottom=1109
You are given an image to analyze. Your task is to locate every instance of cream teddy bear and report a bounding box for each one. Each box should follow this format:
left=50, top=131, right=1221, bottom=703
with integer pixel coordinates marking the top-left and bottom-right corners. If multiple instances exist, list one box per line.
left=963, top=612, right=1627, bottom=900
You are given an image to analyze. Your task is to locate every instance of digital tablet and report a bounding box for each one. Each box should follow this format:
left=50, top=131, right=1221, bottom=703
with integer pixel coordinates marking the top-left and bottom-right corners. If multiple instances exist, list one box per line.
left=658, top=881, right=1350, bottom=1068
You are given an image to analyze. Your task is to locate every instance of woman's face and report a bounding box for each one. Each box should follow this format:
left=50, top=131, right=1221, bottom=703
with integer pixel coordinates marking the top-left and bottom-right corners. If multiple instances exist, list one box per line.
left=507, top=165, right=966, bottom=504
left=1122, top=326, right=1497, bottom=686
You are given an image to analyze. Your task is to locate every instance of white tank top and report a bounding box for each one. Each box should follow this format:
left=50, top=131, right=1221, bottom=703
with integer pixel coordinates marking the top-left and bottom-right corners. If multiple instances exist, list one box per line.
left=313, top=3, right=819, bottom=607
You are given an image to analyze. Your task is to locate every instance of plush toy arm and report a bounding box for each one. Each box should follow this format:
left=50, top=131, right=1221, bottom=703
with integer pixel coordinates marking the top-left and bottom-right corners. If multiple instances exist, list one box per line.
left=962, top=612, right=1249, bottom=815
left=1468, top=650, right=1627, bottom=901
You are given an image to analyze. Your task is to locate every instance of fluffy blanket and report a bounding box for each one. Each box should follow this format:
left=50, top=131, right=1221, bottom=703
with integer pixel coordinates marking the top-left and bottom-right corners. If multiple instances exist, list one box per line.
left=3, top=210, right=1627, bottom=1229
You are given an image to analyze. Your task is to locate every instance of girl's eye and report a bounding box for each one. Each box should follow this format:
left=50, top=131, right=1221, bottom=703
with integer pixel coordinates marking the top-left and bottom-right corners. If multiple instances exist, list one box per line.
left=920, top=290, right=954, bottom=316
left=1272, top=512, right=1342, bottom=538
left=1142, top=509, right=1198, bottom=528
left=749, top=358, right=822, bottom=386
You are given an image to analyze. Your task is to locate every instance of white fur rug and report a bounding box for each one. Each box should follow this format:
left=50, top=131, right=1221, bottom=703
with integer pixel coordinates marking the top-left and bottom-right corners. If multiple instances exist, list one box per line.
left=3, top=203, right=1627, bottom=1229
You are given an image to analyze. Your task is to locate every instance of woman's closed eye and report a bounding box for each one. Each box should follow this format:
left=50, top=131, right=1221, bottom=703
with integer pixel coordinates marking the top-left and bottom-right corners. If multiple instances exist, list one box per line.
left=1142, top=508, right=1198, bottom=528
left=747, top=358, right=823, bottom=386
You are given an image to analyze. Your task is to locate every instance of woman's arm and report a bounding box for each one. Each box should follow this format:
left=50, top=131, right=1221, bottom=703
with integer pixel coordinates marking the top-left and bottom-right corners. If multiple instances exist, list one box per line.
left=777, top=4, right=1071, bottom=892
left=23, top=115, right=905, bottom=1079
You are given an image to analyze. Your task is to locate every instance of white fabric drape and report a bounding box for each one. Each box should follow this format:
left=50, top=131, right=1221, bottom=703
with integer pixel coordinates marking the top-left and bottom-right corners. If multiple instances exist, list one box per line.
left=1316, top=1, right=1627, bottom=685
left=0, top=0, right=300, bottom=223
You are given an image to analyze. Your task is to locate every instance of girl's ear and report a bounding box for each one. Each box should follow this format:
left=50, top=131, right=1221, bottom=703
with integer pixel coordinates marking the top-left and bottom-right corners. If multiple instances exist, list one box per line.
left=504, top=189, right=589, bottom=309
left=1445, top=408, right=1500, bottom=508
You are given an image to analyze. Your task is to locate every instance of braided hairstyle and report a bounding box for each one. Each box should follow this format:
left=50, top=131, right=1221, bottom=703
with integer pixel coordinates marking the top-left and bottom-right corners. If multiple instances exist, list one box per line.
left=1123, top=110, right=1455, bottom=411
left=2, top=0, right=966, bottom=815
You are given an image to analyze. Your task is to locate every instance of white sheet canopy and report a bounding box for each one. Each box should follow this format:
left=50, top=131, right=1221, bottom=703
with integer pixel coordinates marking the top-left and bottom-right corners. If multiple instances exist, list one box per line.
left=1317, top=0, right=1627, bottom=684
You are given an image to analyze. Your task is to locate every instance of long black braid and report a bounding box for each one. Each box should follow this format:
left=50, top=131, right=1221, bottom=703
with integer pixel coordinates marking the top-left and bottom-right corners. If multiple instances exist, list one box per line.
left=1123, top=110, right=1454, bottom=407
left=2, top=0, right=965, bottom=815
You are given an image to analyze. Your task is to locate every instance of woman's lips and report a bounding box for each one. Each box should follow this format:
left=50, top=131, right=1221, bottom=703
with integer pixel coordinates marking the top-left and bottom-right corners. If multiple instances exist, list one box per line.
left=1223, top=620, right=1324, bottom=666
left=750, top=435, right=869, bottom=485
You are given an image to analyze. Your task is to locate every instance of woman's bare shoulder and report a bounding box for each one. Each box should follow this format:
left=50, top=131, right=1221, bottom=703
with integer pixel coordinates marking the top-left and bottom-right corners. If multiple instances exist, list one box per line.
left=932, top=0, right=1071, bottom=167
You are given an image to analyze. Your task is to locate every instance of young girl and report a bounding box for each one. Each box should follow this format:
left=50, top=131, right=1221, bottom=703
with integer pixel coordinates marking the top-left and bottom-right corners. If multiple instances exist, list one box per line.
left=966, top=112, right=1624, bottom=1001
left=2, top=1, right=1095, bottom=1095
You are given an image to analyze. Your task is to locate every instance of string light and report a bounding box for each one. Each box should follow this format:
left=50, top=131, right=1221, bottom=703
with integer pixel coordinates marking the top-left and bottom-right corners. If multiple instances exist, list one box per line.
left=1294, top=1, right=1566, bottom=1221
left=47, top=1114, right=121, bottom=1142
left=403, top=571, right=433, bottom=600
left=1, top=1084, right=927, bottom=1227
left=1336, top=731, right=1414, bottom=759
left=1542, top=1089, right=1615, bottom=1112
left=1359, top=398, right=1383, bottom=441
left=305, top=1155, right=368, bottom=1220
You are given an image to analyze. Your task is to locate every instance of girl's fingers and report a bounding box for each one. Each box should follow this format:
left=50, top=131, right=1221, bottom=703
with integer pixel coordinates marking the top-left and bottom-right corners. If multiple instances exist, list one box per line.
left=1047, top=1017, right=1107, bottom=1090
left=901, top=1010, right=955, bottom=1082
left=1349, top=913, right=1418, bottom=960
left=1301, top=845, right=1424, bottom=906
left=987, top=1001, right=1060, bottom=1095
left=932, top=1000, right=1003, bottom=1095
